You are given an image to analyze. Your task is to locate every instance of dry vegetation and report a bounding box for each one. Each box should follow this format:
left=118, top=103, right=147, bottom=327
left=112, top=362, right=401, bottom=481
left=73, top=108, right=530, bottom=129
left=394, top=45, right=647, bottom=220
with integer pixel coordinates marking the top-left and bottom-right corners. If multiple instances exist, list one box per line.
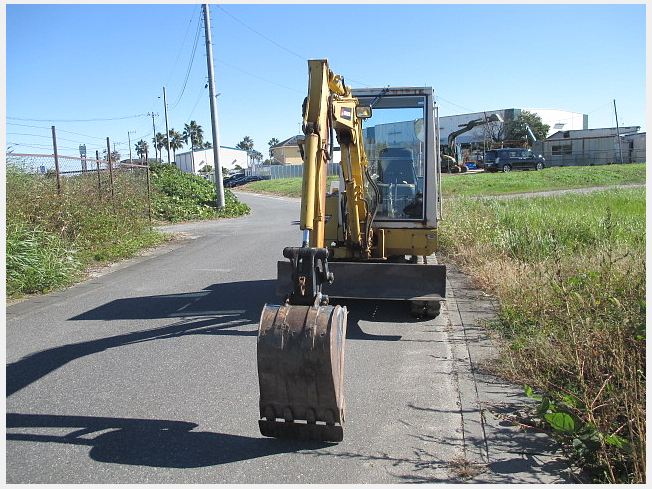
left=438, top=187, right=645, bottom=483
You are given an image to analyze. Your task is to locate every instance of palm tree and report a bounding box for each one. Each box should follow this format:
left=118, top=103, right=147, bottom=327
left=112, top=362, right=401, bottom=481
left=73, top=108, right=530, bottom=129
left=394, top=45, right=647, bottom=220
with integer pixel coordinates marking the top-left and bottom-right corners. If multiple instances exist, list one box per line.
left=153, top=132, right=167, bottom=162
left=268, top=138, right=279, bottom=158
left=183, top=121, right=204, bottom=171
left=135, top=140, right=149, bottom=162
left=236, top=136, right=254, bottom=151
left=168, top=129, right=184, bottom=163
left=183, top=120, right=204, bottom=151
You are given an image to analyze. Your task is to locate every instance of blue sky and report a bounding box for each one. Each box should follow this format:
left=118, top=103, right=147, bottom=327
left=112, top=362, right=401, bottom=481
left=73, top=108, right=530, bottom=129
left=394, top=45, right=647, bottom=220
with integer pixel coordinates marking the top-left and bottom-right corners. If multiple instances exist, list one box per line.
left=4, top=3, right=647, bottom=161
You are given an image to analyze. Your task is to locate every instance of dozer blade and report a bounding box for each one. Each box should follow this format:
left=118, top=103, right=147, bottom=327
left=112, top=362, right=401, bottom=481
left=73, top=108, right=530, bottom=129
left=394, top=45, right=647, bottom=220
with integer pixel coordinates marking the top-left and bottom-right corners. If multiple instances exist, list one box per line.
left=257, top=303, right=347, bottom=442
left=277, top=260, right=446, bottom=302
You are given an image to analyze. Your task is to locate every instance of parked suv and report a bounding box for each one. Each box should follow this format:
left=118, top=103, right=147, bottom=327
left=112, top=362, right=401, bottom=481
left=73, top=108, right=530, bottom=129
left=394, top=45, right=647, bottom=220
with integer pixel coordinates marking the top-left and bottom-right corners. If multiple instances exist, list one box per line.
left=484, top=148, right=545, bottom=173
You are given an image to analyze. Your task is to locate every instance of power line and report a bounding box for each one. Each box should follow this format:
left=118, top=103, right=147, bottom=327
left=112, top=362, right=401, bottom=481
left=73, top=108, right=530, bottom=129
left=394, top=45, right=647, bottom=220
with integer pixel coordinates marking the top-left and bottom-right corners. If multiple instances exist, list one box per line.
left=215, top=58, right=303, bottom=93
left=7, top=142, right=81, bottom=152
left=8, top=114, right=149, bottom=123
left=7, top=122, right=108, bottom=141
left=170, top=10, right=203, bottom=109
left=186, top=82, right=208, bottom=122
left=587, top=101, right=613, bottom=114
left=215, top=4, right=306, bottom=61
left=6, top=132, right=94, bottom=145
left=214, top=4, right=369, bottom=88
left=165, top=5, right=200, bottom=88
left=435, top=95, right=475, bottom=113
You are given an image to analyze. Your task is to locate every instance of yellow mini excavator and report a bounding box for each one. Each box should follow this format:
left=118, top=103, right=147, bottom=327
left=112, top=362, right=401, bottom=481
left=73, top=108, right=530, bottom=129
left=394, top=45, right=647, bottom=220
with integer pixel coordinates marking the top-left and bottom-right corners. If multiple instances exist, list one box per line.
left=257, top=59, right=447, bottom=442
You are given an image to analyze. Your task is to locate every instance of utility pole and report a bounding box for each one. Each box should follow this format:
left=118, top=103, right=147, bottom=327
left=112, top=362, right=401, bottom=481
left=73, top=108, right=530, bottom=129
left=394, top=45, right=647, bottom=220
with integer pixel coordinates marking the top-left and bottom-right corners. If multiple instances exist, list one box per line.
left=51, top=126, right=62, bottom=194
left=613, top=99, right=624, bottom=165
left=107, top=137, right=115, bottom=197
left=149, top=112, right=158, bottom=162
left=202, top=4, right=225, bottom=208
left=128, top=131, right=135, bottom=163
left=163, top=87, right=171, bottom=165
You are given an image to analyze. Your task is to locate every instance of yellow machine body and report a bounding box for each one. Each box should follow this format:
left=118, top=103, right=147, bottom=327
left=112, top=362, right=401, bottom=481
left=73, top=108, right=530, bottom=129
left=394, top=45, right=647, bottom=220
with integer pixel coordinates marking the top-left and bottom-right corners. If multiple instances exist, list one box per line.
left=257, top=59, right=446, bottom=442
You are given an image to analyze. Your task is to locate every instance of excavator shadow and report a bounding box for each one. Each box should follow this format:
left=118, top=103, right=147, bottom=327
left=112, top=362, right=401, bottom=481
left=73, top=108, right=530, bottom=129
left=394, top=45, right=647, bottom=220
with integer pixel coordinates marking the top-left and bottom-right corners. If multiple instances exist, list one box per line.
left=69, top=280, right=278, bottom=324
left=333, top=299, right=429, bottom=342
left=6, top=412, right=330, bottom=469
left=8, top=280, right=277, bottom=397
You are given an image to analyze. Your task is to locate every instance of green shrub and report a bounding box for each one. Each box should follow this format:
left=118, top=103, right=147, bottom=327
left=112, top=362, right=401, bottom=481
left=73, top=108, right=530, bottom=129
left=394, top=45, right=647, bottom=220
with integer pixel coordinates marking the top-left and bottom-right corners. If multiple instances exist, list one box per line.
left=149, top=163, right=249, bottom=222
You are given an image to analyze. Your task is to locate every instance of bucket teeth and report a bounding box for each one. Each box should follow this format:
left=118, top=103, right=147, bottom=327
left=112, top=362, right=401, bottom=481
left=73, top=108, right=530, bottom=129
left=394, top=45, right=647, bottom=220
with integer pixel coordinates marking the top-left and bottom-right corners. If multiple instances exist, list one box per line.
left=258, top=419, right=344, bottom=442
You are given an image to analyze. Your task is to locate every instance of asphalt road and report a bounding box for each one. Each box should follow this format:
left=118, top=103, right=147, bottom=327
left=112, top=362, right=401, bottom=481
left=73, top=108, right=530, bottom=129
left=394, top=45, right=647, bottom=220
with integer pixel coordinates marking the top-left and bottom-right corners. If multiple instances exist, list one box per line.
left=6, top=192, right=573, bottom=483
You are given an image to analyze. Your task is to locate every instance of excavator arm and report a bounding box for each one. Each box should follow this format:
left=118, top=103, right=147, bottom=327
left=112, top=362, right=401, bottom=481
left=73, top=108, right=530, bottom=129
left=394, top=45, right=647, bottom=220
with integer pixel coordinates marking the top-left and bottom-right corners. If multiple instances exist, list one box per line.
left=445, top=113, right=503, bottom=170
left=299, top=59, right=373, bottom=256
left=256, top=60, right=363, bottom=442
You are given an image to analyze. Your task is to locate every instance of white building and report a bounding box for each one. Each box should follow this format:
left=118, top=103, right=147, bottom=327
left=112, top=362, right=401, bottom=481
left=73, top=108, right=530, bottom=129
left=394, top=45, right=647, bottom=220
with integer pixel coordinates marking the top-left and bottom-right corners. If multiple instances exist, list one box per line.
left=174, top=146, right=252, bottom=175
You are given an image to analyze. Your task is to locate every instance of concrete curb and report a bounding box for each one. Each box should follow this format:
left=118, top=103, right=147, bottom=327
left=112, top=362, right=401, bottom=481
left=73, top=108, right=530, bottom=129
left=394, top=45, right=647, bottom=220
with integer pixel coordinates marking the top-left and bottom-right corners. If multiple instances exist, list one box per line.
left=443, top=264, right=579, bottom=483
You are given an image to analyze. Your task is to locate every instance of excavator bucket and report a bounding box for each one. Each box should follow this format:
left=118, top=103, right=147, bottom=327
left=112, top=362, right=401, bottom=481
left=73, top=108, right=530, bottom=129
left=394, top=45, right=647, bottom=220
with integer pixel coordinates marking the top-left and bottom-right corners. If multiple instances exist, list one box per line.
left=257, top=302, right=347, bottom=442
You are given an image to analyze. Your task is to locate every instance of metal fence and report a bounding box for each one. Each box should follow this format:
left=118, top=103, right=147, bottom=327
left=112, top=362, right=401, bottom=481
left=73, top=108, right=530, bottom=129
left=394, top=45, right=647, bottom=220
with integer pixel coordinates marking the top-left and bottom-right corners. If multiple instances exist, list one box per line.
left=250, top=162, right=341, bottom=180
left=540, top=149, right=643, bottom=167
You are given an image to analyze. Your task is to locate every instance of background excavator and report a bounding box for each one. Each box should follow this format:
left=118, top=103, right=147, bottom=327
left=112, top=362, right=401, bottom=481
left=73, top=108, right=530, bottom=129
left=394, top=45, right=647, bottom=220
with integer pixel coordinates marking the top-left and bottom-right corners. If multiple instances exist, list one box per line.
left=256, top=59, right=447, bottom=442
left=442, top=113, right=503, bottom=172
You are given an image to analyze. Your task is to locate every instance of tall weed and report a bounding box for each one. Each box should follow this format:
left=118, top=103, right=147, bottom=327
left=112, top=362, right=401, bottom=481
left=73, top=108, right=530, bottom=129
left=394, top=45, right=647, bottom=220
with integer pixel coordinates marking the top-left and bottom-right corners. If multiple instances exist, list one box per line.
left=7, top=162, right=251, bottom=297
left=439, top=188, right=646, bottom=483
left=6, top=223, right=81, bottom=295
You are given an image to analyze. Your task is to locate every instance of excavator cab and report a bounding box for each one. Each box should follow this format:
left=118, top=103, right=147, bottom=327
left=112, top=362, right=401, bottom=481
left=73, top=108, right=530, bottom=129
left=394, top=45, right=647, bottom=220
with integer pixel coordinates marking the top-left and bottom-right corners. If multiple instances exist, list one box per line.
left=257, top=61, right=446, bottom=443
left=376, top=147, right=419, bottom=219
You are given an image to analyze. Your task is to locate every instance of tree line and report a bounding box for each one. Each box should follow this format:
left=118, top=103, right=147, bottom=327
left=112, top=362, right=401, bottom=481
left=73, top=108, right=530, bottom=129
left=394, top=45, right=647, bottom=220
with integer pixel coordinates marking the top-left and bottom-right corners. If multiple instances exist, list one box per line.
left=128, top=121, right=283, bottom=167
left=132, top=120, right=210, bottom=163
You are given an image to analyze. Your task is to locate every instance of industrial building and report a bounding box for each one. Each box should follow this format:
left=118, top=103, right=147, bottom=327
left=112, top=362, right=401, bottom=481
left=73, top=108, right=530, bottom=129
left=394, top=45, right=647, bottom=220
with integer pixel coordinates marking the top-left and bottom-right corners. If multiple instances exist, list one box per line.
left=532, top=126, right=645, bottom=166
left=439, top=107, right=587, bottom=145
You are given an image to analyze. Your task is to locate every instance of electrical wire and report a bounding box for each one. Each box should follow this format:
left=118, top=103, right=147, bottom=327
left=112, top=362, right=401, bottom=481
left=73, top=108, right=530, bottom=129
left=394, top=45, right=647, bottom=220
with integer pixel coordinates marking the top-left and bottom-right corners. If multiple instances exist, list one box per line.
left=214, top=4, right=370, bottom=88
left=436, top=95, right=474, bottom=113
left=7, top=114, right=149, bottom=123
left=165, top=5, right=199, bottom=88
left=186, top=83, right=208, bottom=121
left=170, top=10, right=203, bottom=109
left=215, top=58, right=303, bottom=93
left=215, top=4, right=306, bottom=61
left=7, top=122, right=108, bottom=141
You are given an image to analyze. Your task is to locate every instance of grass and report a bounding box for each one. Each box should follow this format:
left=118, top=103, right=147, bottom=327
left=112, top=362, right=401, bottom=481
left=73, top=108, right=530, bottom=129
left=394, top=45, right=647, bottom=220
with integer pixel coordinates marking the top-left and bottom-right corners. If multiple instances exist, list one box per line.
left=7, top=160, right=646, bottom=480
left=240, top=175, right=339, bottom=198
left=437, top=188, right=646, bottom=483
left=441, top=163, right=646, bottom=197
left=6, top=162, right=250, bottom=298
left=239, top=163, right=646, bottom=199
left=150, top=163, right=250, bottom=222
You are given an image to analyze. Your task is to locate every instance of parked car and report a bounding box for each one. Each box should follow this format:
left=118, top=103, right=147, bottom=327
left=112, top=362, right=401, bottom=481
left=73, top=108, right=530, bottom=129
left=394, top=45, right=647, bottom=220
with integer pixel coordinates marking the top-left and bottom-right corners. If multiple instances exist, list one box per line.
left=223, top=173, right=246, bottom=187
left=225, top=174, right=269, bottom=188
left=483, top=148, right=545, bottom=173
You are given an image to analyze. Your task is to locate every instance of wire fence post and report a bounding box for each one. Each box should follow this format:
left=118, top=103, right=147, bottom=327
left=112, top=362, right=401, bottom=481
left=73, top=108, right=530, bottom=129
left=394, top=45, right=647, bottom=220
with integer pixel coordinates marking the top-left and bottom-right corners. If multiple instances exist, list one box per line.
left=145, top=148, right=152, bottom=224
left=106, top=137, right=115, bottom=197
left=95, top=150, right=102, bottom=193
left=51, top=126, right=62, bottom=194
